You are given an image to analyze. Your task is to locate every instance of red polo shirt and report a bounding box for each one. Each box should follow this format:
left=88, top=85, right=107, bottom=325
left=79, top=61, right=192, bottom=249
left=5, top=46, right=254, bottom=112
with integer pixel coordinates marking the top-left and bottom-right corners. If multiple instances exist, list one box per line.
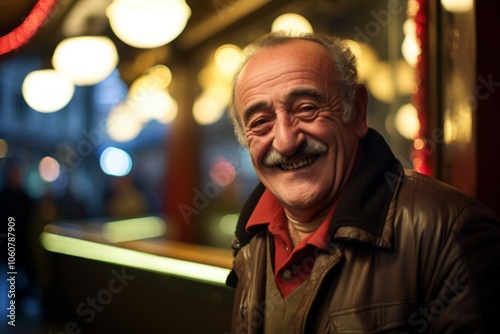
left=246, top=190, right=337, bottom=298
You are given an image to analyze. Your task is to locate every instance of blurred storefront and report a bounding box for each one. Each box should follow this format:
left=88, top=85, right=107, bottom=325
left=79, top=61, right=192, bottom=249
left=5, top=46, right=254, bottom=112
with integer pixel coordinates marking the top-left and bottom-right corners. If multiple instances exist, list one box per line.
left=0, top=0, right=498, bottom=332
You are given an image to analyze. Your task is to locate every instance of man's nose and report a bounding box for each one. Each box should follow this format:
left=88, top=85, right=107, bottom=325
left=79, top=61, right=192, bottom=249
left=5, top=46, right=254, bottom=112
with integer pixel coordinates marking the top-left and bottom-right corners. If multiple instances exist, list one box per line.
left=272, top=115, right=304, bottom=156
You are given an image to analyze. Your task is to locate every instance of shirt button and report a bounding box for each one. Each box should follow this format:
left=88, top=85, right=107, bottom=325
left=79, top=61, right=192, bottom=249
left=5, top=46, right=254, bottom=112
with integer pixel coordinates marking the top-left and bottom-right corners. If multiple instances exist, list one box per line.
left=282, top=269, right=293, bottom=281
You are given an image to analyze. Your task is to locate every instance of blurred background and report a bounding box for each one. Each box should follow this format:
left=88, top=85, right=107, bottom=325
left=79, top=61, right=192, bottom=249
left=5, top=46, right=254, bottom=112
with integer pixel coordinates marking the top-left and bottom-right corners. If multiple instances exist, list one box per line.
left=0, top=0, right=498, bottom=332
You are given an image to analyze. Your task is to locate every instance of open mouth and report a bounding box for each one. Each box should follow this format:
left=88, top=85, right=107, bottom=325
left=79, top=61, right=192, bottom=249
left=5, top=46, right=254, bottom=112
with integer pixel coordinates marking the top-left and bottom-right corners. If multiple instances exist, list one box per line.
left=280, top=154, right=320, bottom=170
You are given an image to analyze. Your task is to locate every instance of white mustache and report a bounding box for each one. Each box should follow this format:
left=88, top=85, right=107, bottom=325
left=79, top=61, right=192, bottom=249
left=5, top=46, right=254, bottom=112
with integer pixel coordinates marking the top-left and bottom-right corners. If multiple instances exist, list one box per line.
left=262, top=139, right=327, bottom=167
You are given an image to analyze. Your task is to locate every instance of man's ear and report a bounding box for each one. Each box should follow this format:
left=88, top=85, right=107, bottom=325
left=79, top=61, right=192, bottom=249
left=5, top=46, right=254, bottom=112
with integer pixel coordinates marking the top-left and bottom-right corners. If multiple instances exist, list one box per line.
left=353, top=83, right=369, bottom=138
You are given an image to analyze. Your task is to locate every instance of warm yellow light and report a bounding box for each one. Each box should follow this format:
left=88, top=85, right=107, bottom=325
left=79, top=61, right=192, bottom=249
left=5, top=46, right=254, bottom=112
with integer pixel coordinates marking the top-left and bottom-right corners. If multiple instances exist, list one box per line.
left=345, top=40, right=379, bottom=81
left=22, top=69, right=75, bottom=113
left=40, top=232, right=229, bottom=285
left=219, top=214, right=238, bottom=236
left=128, top=66, right=177, bottom=124
left=394, top=103, right=420, bottom=139
left=444, top=118, right=454, bottom=144
left=106, top=0, right=191, bottom=48
left=396, top=60, right=417, bottom=95
left=441, top=0, right=473, bottom=12
left=52, top=36, right=118, bottom=86
left=0, top=139, right=7, bottom=158
left=413, top=157, right=423, bottom=169
left=271, top=13, right=313, bottom=33
left=413, top=138, right=426, bottom=150
left=39, top=156, right=61, bottom=182
left=193, top=88, right=229, bottom=125
left=146, top=65, right=172, bottom=89
left=402, top=19, right=421, bottom=67
left=198, top=66, right=232, bottom=90
left=443, top=104, right=472, bottom=144
left=103, top=216, right=166, bottom=243
left=106, top=103, right=144, bottom=142
left=130, top=89, right=178, bottom=124
left=367, top=62, right=395, bottom=103
left=154, top=93, right=178, bottom=124
left=366, top=59, right=415, bottom=100
left=214, top=44, right=243, bottom=76
left=129, top=66, right=173, bottom=96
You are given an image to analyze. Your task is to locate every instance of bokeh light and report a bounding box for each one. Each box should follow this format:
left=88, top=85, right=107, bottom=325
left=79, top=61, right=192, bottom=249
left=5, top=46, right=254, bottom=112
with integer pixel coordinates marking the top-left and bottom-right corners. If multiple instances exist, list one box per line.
left=214, top=44, right=243, bottom=76
left=100, top=147, right=133, bottom=176
left=22, top=69, right=75, bottom=113
left=219, top=214, right=239, bottom=236
left=106, top=0, right=191, bottom=48
left=345, top=40, right=379, bottom=81
left=271, top=13, right=313, bottom=33
left=193, top=88, right=228, bottom=125
left=0, top=139, right=8, bottom=158
left=52, top=36, right=119, bottom=86
left=441, top=0, right=473, bottom=12
left=106, top=103, right=144, bottom=142
left=209, top=158, right=236, bottom=187
left=401, top=19, right=421, bottom=67
left=39, top=156, right=61, bottom=182
left=394, top=103, right=420, bottom=139
left=413, top=138, right=426, bottom=150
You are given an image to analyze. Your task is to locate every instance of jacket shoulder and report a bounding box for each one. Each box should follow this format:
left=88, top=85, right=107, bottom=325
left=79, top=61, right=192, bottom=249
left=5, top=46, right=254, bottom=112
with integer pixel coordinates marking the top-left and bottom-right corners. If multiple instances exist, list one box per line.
left=399, top=169, right=498, bottom=221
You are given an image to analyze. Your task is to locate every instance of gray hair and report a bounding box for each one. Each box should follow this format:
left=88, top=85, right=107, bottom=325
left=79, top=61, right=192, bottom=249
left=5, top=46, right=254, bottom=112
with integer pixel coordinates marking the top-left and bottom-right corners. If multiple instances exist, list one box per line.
left=229, top=31, right=360, bottom=146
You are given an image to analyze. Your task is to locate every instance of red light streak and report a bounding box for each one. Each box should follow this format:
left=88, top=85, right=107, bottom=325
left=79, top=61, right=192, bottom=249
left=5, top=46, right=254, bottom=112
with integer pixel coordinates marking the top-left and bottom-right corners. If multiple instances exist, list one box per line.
left=0, top=0, right=58, bottom=56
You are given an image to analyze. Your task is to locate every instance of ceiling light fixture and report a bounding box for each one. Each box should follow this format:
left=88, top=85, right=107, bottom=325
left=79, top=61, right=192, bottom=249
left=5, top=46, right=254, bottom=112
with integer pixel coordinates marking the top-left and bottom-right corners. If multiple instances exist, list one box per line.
left=106, top=0, right=191, bottom=48
left=52, top=36, right=119, bottom=86
left=22, top=69, right=75, bottom=113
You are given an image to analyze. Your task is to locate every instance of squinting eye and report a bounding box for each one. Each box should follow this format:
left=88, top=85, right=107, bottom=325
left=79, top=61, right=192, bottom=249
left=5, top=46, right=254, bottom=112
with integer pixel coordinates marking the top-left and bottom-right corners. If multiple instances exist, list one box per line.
left=300, top=105, right=318, bottom=112
left=250, top=119, right=268, bottom=128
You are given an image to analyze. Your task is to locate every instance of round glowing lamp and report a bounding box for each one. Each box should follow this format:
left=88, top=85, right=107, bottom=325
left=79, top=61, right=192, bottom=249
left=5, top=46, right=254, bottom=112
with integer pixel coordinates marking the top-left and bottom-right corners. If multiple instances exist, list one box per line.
left=52, top=36, right=119, bottom=86
left=441, top=0, right=473, bottom=12
left=130, top=89, right=178, bottom=124
left=401, top=19, right=420, bottom=67
left=106, top=103, right=144, bottom=142
left=106, top=0, right=191, bottom=48
left=214, top=44, right=243, bottom=76
left=193, top=88, right=228, bottom=125
left=394, top=103, right=420, bottom=139
left=271, top=13, right=313, bottom=33
left=367, top=62, right=395, bottom=103
left=22, top=69, right=75, bottom=113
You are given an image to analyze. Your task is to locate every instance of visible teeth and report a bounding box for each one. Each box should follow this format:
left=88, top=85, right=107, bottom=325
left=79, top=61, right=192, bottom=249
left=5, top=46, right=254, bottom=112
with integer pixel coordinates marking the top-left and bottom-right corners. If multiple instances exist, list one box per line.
left=281, top=156, right=315, bottom=170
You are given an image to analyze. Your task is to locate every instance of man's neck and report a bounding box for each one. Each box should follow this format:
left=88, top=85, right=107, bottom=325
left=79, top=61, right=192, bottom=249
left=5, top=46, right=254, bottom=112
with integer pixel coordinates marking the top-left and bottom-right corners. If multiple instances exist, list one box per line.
left=286, top=215, right=326, bottom=247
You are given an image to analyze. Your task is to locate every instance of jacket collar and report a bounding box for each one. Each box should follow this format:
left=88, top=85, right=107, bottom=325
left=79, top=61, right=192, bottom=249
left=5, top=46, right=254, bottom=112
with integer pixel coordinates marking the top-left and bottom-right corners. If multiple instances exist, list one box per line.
left=328, top=128, right=403, bottom=248
left=231, top=128, right=403, bottom=253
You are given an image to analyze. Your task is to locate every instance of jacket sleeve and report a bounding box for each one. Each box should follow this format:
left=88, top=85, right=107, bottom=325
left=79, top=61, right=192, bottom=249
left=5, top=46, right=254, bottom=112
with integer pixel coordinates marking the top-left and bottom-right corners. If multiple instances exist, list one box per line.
left=226, top=182, right=266, bottom=289
left=425, top=205, right=500, bottom=333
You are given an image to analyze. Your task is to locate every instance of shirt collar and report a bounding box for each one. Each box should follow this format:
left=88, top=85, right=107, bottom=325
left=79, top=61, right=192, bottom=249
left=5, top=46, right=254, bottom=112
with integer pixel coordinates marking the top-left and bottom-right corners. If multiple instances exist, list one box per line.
left=246, top=189, right=281, bottom=232
left=246, top=189, right=338, bottom=252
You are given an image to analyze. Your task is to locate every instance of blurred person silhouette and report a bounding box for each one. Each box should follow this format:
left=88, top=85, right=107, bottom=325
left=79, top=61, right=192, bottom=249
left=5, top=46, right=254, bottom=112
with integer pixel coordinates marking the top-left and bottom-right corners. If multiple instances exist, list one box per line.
left=0, top=162, right=37, bottom=316
left=226, top=31, right=500, bottom=333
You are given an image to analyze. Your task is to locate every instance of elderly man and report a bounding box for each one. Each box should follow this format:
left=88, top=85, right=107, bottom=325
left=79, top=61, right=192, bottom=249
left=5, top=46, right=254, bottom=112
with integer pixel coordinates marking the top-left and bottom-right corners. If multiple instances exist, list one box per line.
left=225, top=31, right=500, bottom=333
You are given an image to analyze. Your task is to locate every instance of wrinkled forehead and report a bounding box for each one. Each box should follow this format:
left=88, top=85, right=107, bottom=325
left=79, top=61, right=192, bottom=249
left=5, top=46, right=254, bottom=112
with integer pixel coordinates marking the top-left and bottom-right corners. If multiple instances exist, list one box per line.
left=237, top=39, right=332, bottom=81
left=234, top=39, right=335, bottom=102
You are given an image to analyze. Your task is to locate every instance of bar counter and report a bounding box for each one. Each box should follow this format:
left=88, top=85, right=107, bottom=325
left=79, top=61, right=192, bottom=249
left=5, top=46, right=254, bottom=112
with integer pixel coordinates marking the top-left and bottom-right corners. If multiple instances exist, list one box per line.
left=39, top=216, right=235, bottom=333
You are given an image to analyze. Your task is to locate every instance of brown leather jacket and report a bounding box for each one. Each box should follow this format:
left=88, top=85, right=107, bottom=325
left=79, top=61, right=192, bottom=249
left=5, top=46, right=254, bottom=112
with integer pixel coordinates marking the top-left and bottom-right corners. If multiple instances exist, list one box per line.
left=227, top=129, right=500, bottom=333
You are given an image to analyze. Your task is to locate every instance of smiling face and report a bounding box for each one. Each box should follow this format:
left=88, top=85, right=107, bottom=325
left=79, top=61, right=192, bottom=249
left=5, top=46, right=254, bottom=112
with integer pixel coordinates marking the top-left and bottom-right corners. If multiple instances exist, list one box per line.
left=234, top=39, right=368, bottom=222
